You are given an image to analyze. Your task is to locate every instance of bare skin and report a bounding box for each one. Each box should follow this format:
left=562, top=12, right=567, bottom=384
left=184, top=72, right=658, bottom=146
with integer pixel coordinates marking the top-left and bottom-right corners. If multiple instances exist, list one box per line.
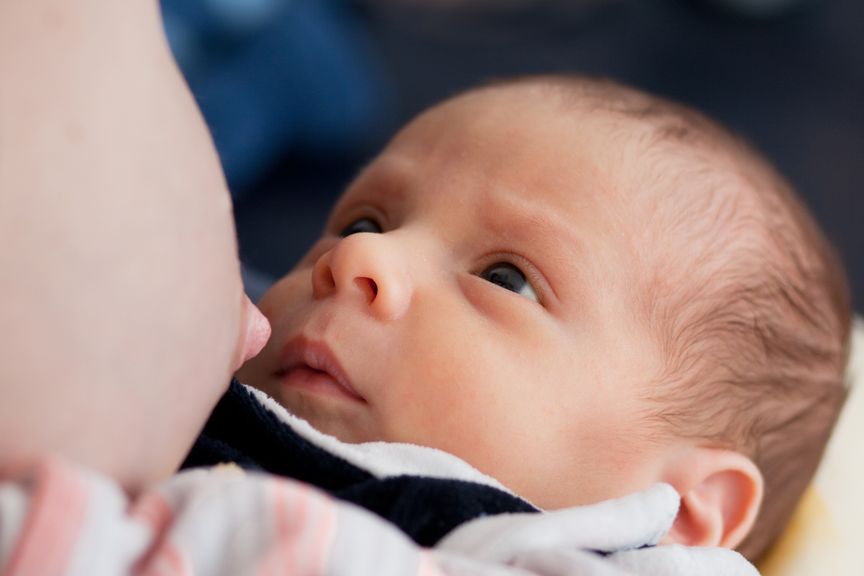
left=0, top=0, right=268, bottom=493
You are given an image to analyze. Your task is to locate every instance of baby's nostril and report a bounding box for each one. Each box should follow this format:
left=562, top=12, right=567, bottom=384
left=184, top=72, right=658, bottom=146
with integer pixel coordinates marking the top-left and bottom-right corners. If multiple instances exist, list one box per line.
left=313, top=257, right=337, bottom=296
left=354, top=277, right=378, bottom=302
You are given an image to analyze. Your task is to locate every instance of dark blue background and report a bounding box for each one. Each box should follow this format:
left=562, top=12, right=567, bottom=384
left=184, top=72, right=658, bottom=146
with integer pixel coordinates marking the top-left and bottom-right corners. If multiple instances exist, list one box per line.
left=165, top=0, right=862, bottom=310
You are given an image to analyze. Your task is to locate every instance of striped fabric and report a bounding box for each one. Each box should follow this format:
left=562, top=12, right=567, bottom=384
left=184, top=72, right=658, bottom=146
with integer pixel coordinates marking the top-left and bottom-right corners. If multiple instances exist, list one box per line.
left=0, top=459, right=429, bottom=576
left=0, top=458, right=759, bottom=576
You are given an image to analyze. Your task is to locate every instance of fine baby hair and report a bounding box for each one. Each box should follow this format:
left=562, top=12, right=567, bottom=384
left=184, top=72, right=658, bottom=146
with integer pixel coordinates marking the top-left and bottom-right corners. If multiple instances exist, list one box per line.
left=498, top=75, right=850, bottom=559
left=238, top=74, right=850, bottom=562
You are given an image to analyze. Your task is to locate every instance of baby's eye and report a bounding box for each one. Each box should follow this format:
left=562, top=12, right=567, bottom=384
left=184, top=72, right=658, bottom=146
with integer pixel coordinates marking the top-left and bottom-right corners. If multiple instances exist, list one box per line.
left=479, top=262, right=539, bottom=303
left=339, top=217, right=382, bottom=237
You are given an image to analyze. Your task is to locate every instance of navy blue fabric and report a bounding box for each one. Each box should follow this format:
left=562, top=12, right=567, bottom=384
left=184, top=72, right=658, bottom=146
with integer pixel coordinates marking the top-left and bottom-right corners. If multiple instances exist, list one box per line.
left=160, top=0, right=389, bottom=196
left=182, top=379, right=538, bottom=546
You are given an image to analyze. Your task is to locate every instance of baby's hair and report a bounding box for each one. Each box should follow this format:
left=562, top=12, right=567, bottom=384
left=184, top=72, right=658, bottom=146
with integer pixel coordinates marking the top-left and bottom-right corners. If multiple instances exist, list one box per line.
left=476, top=75, right=851, bottom=561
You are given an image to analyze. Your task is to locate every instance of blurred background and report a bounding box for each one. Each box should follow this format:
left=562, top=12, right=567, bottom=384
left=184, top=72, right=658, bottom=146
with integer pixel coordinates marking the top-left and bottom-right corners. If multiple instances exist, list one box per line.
left=160, top=0, right=863, bottom=310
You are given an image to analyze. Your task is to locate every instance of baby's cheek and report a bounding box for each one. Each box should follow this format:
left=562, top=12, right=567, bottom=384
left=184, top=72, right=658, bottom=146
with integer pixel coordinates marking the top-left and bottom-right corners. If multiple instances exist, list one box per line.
left=411, top=348, right=508, bottom=445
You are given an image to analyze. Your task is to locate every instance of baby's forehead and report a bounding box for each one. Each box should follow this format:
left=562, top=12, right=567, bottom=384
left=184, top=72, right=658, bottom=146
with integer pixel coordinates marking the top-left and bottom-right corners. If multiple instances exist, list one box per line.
left=430, top=86, right=725, bottom=186
left=366, top=81, right=766, bottom=252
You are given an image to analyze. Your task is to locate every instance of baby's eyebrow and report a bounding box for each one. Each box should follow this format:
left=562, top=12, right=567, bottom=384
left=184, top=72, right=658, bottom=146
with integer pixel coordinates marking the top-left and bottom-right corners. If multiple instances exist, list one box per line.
left=479, top=190, right=587, bottom=302
left=330, top=166, right=409, bottom=225
left=482, top=189, right=583, bottom=252
left=340, top=160, right=411, bottom=206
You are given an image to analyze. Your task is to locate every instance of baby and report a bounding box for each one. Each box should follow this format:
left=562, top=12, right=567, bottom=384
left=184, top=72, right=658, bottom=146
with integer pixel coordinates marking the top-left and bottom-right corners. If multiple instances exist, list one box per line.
left=236, top=75, right=851, bottom=561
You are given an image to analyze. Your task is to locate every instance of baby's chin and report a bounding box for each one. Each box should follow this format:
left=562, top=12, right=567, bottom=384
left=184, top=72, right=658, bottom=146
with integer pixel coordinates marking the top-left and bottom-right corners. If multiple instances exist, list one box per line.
left=276, top=389, right=381, bottom=444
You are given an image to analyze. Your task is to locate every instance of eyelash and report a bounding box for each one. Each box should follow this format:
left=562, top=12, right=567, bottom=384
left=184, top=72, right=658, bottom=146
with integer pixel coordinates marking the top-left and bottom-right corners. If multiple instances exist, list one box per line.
left=331, top=207, right=388, bottom=237
left=338, top=217, right=382, bottom=237
left=475, top=253, right=545, bottom=305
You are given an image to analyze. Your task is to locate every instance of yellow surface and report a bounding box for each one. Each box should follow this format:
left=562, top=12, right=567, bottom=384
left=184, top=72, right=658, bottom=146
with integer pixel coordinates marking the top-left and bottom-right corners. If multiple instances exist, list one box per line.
left=759, top=490, right=839, bottom=575
left=757, top=318, right=863, bottom=576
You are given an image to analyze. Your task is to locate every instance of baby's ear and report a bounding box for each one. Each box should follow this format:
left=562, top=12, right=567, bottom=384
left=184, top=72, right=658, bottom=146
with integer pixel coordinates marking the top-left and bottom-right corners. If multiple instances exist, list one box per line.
left=661, top=447, right=763, bottom=549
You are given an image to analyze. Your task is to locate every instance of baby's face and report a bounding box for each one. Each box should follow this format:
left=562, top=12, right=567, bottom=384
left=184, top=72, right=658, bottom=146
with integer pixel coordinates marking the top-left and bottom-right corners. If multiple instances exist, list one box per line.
left=239, top=89, right=671, bottom=508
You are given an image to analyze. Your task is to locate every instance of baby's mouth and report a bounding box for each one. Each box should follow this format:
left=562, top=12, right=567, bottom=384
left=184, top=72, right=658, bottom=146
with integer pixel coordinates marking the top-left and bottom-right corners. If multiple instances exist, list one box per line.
left=275, top=338, right=366, bottom=403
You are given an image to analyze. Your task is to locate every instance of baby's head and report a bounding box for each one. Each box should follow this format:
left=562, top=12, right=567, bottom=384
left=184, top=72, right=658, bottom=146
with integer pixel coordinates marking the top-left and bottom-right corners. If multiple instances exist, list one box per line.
left=238, top=76, right=850, bottom=560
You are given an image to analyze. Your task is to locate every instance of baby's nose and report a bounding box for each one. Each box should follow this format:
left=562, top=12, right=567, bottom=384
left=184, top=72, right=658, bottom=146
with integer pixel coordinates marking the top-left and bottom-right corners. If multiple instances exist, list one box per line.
left=311, top=233, right=413, bottom=321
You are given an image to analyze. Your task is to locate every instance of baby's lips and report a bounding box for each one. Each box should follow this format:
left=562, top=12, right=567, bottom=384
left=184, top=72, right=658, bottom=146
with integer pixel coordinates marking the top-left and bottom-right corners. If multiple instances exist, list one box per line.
left=234, top=296, right=272, bottom=372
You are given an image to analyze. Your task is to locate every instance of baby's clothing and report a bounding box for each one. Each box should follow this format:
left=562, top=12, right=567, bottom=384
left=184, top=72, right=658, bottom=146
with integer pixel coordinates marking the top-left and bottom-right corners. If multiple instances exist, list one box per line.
left=0, top=382, right=761, bottom=575
left=0, top=457, right=439, bottom=576
left=0, top=459, right=757, bottom=576
left=182, top=379, right=538, bottom=546
left=180, top=380, right=757, bottom=575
